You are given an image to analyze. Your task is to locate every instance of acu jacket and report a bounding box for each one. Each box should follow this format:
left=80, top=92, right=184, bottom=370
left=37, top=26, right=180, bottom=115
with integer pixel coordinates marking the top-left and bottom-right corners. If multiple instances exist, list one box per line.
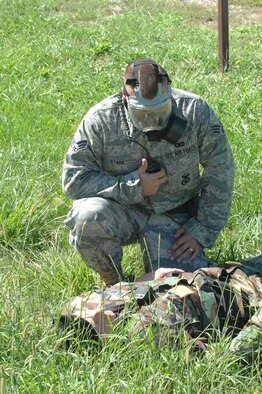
left=62, top=89, right=234, bottom=247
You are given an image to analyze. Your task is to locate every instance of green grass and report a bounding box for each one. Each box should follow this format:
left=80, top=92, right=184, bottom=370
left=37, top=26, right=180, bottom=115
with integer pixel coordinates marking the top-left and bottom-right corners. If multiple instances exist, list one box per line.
left=0, top=0, right=261, bottom=392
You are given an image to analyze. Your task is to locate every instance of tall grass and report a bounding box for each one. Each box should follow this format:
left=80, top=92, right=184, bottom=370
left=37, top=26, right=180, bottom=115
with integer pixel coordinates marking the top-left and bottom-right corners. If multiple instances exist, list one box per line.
left=0, top=0, right=261, bottom=392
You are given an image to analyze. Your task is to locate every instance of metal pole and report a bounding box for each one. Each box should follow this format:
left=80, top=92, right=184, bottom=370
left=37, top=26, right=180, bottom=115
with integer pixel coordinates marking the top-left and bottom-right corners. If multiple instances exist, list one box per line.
left=218, top=0, right=229, bottom=72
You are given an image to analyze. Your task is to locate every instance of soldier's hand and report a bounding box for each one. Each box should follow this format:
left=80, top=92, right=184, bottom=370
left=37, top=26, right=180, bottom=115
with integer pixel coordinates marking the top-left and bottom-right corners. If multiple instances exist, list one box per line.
left=154, top=267, right=184, bottom=280
left=135, top=267, right=184, bottom=282
left=169, top=228, right=203, bottom=263
left=138, top=158, right=168, bottom=196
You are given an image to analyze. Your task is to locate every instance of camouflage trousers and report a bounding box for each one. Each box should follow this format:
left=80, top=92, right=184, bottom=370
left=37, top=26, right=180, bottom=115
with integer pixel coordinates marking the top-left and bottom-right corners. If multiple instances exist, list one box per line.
left=64, top=197, right=210, bottom=284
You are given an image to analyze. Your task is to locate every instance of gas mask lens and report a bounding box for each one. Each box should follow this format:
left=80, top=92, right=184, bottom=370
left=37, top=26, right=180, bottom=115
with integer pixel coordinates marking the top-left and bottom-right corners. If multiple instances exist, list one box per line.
left=128, top=99, right=172, bottom=132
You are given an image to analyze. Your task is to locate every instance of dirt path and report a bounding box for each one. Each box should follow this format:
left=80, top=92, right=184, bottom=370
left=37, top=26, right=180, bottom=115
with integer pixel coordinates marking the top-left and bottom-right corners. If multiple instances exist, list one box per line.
left=186, top=0, right=262, bottom=25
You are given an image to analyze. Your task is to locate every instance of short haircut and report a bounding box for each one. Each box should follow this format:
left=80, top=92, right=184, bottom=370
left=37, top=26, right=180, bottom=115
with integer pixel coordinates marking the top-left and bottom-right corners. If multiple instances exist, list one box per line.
left=124, top=58, right=159, bottom=99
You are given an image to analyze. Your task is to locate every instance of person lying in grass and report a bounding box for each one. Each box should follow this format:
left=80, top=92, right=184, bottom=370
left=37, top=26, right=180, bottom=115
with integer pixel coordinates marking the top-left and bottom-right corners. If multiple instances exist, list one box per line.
left=59, top=258, right=262, bottom=363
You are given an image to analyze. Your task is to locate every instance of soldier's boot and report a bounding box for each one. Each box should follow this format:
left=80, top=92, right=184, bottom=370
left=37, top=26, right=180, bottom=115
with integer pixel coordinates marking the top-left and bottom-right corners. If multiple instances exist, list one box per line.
left=76, top=240, right=126, bottom=286
left=96, top=267, right=124, bottom=286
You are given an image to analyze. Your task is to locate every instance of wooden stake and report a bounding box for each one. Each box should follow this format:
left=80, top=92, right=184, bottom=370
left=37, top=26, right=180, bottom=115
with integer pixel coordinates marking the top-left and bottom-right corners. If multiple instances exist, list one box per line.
left=218, top=0, right=229, bottom=72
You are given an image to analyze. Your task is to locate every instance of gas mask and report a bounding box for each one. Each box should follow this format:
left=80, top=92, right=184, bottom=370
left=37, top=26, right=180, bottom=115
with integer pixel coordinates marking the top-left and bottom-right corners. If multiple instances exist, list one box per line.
left=123, top=59, right=187, bottom=143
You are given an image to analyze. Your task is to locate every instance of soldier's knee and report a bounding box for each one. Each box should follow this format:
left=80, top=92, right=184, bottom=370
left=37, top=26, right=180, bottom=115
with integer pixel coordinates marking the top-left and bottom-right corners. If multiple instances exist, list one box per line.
left=65, top=198, right=126, bottom=245
left=75, top=197, right=114, bottom=224
left=67, top=197, right=116, bottom=228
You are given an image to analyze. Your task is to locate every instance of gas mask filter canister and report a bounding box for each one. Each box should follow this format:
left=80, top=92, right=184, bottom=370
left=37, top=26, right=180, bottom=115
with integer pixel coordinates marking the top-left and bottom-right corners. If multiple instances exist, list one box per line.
left=126, top=83, right=172, bottom=134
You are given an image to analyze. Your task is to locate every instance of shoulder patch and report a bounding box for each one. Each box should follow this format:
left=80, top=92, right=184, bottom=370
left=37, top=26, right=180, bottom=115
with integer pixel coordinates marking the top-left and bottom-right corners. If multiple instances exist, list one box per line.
left=70, top=140, right=88, bottom=154
left=212, top=124, right=224, bottom=134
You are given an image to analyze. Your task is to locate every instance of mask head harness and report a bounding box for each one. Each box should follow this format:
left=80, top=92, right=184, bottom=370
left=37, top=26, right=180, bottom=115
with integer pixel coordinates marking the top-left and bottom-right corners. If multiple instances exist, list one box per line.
left=122, top=59, right=187, bottom=143
left=123, top=59, right=172, bottom=91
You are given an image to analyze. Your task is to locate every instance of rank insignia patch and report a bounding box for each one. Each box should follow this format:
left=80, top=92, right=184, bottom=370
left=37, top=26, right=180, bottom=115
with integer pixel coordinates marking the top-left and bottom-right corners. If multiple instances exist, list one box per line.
left=70, top=140, right=88, bottom=153
left=212, top=125, right=224, bottom=133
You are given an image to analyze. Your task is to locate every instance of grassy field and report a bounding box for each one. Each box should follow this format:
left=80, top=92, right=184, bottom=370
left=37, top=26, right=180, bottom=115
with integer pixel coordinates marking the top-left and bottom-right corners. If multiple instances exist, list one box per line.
left=0, top=0, right=261, bottom=392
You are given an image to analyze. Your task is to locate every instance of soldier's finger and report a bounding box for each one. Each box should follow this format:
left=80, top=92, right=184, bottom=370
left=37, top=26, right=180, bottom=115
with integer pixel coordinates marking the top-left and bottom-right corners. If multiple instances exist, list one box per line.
left=138, top=158, right=148, bottom=175
left=158, top=175, right=168, bottom=184
left=176, top=248, right=192, bottom=263
left=159, top=268, right=184, bottom=278
left=189, top=243, right=204, bottom=262
left=171, top=243, right=190, bottom=261
left=170, top=234, right=188, bottom=252
left=175, top=228, right=184, bottom=238
left=189, top=248, right=199, bottom=262
left=150, top=169, right=166, bottom=180
left=158, top=168, right=167, bottom=176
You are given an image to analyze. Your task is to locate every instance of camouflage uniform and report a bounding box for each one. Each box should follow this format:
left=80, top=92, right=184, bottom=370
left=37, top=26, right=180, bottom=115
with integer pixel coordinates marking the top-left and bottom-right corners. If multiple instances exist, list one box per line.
left=62, top=89, right=234, bottom=284
left=60, top=262, right=262, bottom=360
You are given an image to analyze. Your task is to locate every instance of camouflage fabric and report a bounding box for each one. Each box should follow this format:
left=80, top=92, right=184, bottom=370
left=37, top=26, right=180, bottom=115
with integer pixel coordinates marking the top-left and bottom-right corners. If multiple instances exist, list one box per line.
left=64, top=197, right=211, bottom=284
left=62, top=88, right=234, bottom=281
left=60, top=265, right=262, bottom=358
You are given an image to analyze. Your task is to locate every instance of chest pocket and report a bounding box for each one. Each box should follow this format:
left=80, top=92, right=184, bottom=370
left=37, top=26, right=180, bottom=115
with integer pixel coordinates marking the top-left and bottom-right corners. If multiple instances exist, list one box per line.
left=160, top=143, right=201, bottom=194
